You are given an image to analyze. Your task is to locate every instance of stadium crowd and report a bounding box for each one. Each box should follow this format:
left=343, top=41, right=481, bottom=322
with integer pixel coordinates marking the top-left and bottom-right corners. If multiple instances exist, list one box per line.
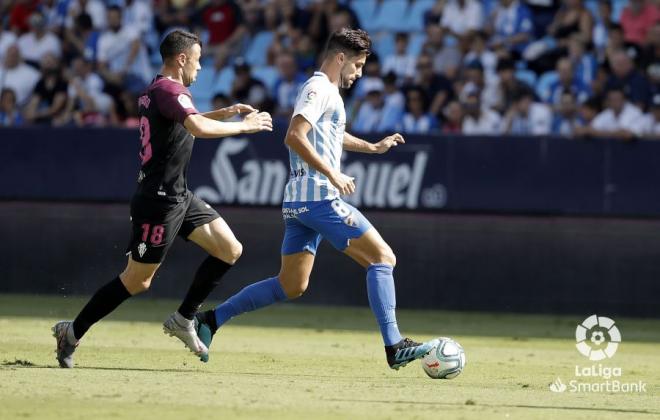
left=0, top=0, right=658, bottom=138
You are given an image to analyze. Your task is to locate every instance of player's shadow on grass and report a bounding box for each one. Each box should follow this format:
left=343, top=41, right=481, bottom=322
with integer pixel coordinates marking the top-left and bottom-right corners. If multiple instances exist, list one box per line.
left=326, top=398, right=660, bottom=416
left=1, top=360, right=204, bottom=374
left=2, top=294, right=660, bottom=342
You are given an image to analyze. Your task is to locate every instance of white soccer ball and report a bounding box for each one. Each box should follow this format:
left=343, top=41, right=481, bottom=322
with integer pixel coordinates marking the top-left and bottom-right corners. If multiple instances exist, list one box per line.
left=421, top=337, right=466, bottom=379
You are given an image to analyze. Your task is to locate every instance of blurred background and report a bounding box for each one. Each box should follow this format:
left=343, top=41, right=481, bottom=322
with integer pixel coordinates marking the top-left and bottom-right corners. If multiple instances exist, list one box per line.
left=1, top=0, right=659, bottom=318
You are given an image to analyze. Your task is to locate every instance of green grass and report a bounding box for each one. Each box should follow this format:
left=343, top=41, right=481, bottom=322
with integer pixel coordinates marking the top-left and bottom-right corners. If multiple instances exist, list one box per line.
left=0, top=294, right=658, bottom=420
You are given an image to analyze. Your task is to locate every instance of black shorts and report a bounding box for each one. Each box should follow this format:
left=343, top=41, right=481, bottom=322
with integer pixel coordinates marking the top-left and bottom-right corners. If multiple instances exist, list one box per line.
left=126, top=192, right=220, bottom=264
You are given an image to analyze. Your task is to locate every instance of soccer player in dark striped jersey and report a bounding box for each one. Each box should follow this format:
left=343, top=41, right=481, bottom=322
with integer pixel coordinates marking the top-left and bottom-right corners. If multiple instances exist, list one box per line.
left=52, top=29, right=273, bottom=368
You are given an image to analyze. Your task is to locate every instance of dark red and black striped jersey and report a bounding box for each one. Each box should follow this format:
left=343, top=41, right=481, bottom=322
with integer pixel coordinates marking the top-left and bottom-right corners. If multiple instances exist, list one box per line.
left=135, top=75, right=199, bottom=202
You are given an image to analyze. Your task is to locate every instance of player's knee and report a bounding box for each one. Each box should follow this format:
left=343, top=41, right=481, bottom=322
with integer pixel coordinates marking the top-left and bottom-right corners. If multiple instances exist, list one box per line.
left=120, top=272, right=154, bottom=295
left=215, top=240, right=243, bottom=265
left=279, top=275, right=309, bottom=299
left=376, top=248, right=396, bottom=267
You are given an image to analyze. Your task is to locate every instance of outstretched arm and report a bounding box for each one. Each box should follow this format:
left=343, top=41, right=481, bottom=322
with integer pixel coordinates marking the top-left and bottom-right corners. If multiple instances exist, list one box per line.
left=202, top=103, right=256, bottom=121
left=343, top=131, right=405, bottom=154
left=286, top=115, right=355, bottom=195
left=184, top=111, right=272, bottom=139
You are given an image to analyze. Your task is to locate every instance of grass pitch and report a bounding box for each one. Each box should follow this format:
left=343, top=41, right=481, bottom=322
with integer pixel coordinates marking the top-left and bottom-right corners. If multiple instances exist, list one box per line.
left=0, top=295, right=658, bottom=420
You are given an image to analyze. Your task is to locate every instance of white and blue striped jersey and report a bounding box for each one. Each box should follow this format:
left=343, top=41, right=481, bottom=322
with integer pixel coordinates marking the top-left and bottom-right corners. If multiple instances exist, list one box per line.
left=283, top=71, right=346, bottom=203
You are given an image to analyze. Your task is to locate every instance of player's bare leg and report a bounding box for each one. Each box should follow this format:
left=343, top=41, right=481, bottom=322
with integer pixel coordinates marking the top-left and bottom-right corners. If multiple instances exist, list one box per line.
left=53, top=257, right=159, bottom=368
left=164, top=217, right=242, bottom=361
left=344, top=228, right=437, bottom=369
left=195, top=251, right=315, bottom=361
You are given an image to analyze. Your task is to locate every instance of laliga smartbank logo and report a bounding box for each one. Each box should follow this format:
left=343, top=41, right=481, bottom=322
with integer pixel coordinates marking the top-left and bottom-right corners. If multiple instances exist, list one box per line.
left=549, top=315, right=647, bottom=394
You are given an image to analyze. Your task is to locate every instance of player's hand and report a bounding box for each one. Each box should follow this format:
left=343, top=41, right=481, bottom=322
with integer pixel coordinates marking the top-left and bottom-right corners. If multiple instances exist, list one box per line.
left=227, top=103, right=257, bottom=117
left=374, top=133, right=405, bottom=154
left=329, top=171, right=356, bottom=195
left=242, top=111, right=273, bottom=133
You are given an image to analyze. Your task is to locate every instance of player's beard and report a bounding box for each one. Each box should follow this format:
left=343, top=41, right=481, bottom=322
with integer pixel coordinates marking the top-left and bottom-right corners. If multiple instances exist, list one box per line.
left=339, top=68, right=354, bottom=89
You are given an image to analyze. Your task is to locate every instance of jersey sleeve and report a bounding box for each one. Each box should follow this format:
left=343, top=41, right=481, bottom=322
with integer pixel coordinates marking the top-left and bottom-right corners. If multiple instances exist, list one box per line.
left=152, top=83, right=199, bottom=124
left=293, top=80, right=330, bottom=125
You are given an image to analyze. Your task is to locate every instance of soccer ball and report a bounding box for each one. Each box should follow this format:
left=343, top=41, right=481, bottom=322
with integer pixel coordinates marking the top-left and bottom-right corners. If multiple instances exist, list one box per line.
left=421, top=337, right=466, bottom=379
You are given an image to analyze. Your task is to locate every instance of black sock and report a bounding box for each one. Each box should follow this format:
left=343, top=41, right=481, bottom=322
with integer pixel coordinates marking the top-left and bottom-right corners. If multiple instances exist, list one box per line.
left=72, top=276, right=131, bottom=340
left=177, top=256, right=232, bottom=320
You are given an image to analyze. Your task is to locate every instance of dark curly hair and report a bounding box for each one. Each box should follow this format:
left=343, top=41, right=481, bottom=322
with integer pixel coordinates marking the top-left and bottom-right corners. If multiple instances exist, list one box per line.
left=325, top=28, right=372, bottom=58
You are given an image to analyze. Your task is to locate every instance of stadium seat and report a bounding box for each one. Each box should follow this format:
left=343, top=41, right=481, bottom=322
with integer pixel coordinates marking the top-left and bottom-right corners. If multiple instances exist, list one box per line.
left=403, top=0, right=435, bottom=32
left=611, top=0, right=628, bottom=22
left=370, top=0, right=410, bottom=32
left=407, top=32, right=427, bottom=57
left=372, top=32, right=396, bottom=60
left=214, top=67, right=235, bottom=95
left=189, top=67, right=217, bottom=103
left=515, top=69, right=537, bottom=87
left=350, top=0, right=378, bottom=32
left=252, top=66, right=280, bottom=93
left=245, top=31, right=274, bottom=67
left=536, top=71, right=559, bottom=102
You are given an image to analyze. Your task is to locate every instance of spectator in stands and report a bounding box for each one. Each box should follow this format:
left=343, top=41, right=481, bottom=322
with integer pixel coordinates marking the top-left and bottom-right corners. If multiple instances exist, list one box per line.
left=59, top=56, right=113, bottom=127
left=442, top=100, right=464, bottom=133
left=576, top=86, right=646, bottom=139
left=382, top=33, right=416, bottom=84
left=577, top=96, right=601, bottom=127
left=9, top=0, right=38, bottom=34
left=604, top=24, right=642, bottom=66
left=641, top=93, right=660, bottom=136
left=230, top=58, right=270, bottom=112
left=353, top=54, right=384, bottom=100
left=551, top=91, right=582, bottom=135
left=640, top=23, right=660, bottom=69
left=64, top=0, right=107, bottom=31
left=0, top=88, right=24, bottom=126
left=63, top=13, right=101, bottom=63
left=24, top=54, right=68, bottom=125
left=494, top=57, right=529, bottom=113
left=441, top=0, right=485, bottom=41
left=353, top=88, right=385, bottom=133
left=464, top=31, right=499, bottom=85
left=273, top=51, right=306, bottom=119
left=0, top=28, right=17, bottom=64
left=122, top=0, right=154, bottom=36
left=378, top=72, right=406, bottom=132
left=264, top=0, right=311, bottom=33
left=201, top=0, right=247, bottom=63
left=397, top=88, right=439, bottom=134
left=620, top=0, right=660, bottom=46
left=504, top=86, right=553, bottom=135
left=424, top=0, right=446, bottom=26
left=592, top=0, right=613, bottom=59
left=648, top=61, right=660, bottom=101
left=547, top=0, right=593, bottom=46
left=97, top=5, right=152, bottom=95
left=567, top=34, right=597, bottom=86
left=606, top=49, right=651, bottom=108
left=488, top=0, right=534, bottom=57
left=460, top=60, right=500, bottom=111
left=17, top=12, right=61, bottom=67
left=423, top=24, right=462, bottom=80
left=408, top=53, right=454, bottom=117
left=462, top=88, right=503, bottom=134
left=0, top=45, right=40, bottom=106
left=293, top=33, right=317, bottom=74
left=308, top=0, right=359, bottom=51
left=154, top=0, right=194, bottom=35
left=548, top=57, right=591, bottom=104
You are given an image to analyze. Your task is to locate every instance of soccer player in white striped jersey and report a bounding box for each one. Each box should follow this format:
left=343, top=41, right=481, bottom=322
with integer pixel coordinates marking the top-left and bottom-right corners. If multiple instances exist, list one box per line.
left=195, top=28, right=438, bottom=369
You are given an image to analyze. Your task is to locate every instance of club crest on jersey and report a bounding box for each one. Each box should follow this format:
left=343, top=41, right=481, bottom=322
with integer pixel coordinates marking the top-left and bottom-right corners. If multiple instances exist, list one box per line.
left=138, top=242, right=147, bottom=258
left=177, top=94, right=194, bottom=109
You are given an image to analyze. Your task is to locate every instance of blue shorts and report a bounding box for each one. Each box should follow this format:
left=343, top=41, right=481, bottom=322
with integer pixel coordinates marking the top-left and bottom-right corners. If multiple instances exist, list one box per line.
left=281, top=199, right=373, bottom=255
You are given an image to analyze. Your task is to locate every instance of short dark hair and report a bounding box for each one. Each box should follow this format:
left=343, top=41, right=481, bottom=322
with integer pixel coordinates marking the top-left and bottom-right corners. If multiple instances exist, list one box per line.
left=160, top=30, right=201, bottom=62
left=325, top=28, right=371, bottom=58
